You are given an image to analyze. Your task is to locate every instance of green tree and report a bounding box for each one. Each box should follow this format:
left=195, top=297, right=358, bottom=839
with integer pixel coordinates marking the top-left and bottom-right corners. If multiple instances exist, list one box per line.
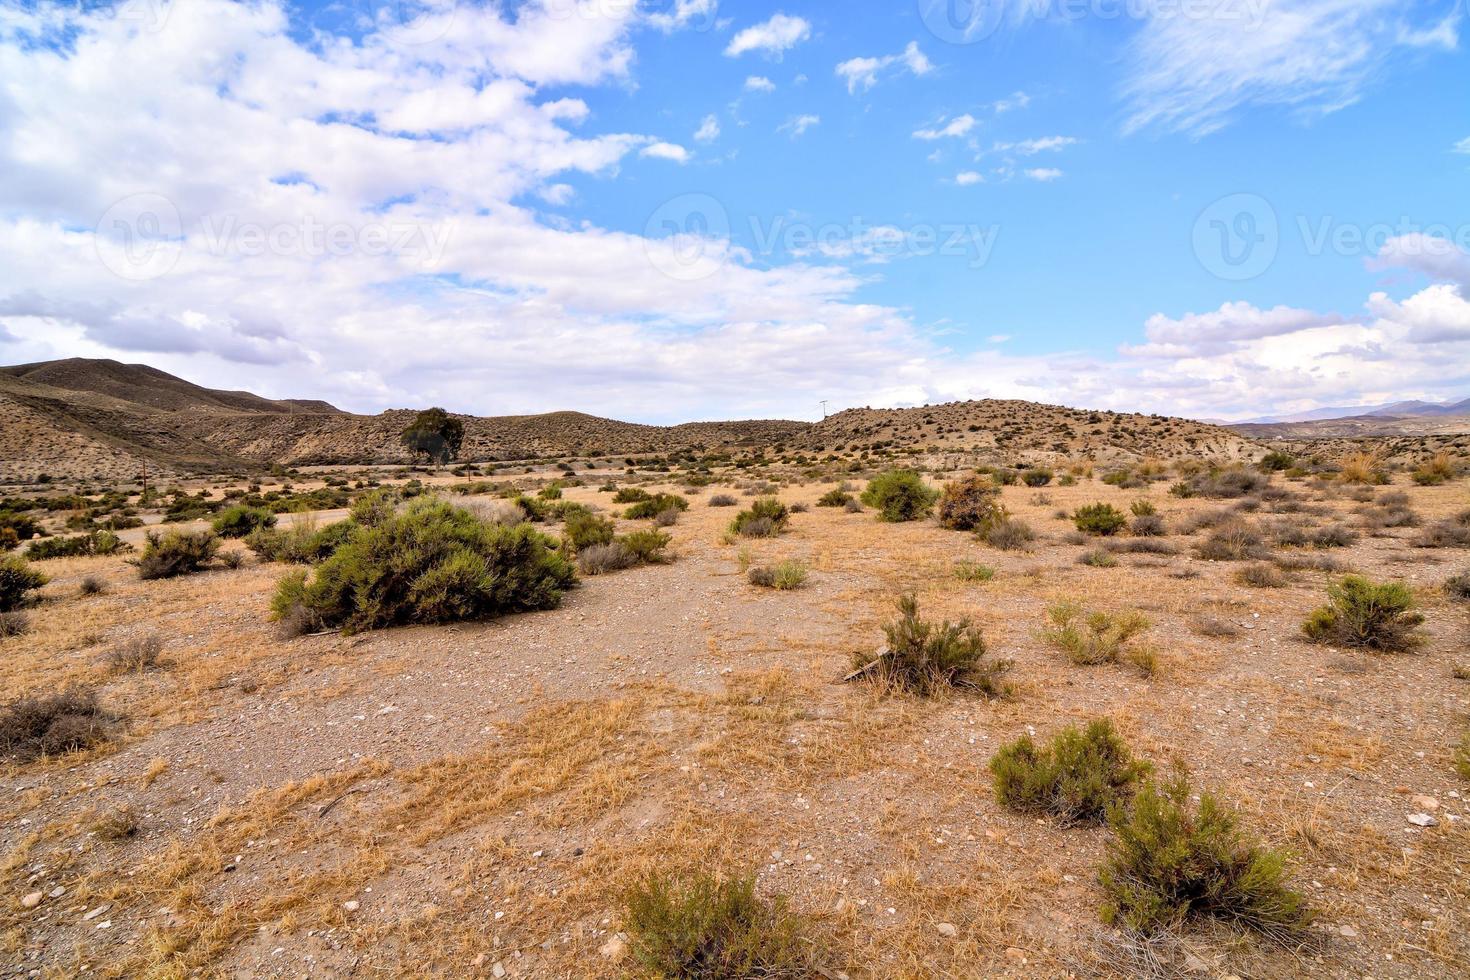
left=400, top=407, right=465, bottom=466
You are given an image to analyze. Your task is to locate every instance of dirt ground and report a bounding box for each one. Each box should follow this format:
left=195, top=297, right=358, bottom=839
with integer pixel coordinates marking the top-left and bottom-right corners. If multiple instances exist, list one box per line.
left=2, top=472, right=1468, bottom=978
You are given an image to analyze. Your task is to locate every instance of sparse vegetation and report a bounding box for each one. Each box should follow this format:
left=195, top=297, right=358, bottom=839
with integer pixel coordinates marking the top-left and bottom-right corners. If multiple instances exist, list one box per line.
left=626, top=493, right=689, bottom=519
left=0, top=687, right=114, bottom=761
left=1302, top=576, right=1425, bottom=652
left=731, top=498, right=790, bottom=538
left=861, top=469, right=938, bottom=522
left=953, top=560, right=995, bottom=582
left=136, top=529, right=222, bottom=579
left=0, top=610, right=30, bottom=637
left=0, top=555, right=49, bottom=611
left=991, top=719, right=1150, bottom=824
left=816, top=488, right=853, bottom=507
left=270, top=499, right=575, bottom=633
left=981, top=516, right=1035, bottom=551
left=212, top=505, right=277, bottom=538
left=623, top=872, right=824, bottom=979
left=748, top=559, right=808, bottom=590
left=853, top=594, right=1011, bottom=697
left=1073, top=503, right=1127, bottom=536
left=108, top=634, right=164, bottom=673
left=1236, top=562, right=1287, bottom=588
left=24, top=530, right=129, bottom=560
left=1099, top=771, right=1314, bottom=939
left=935, top=474, right=1005, bottom=531
left=1043, top=602, right=1153, bottom=671
left=1447, top=572, right=1470, bottom=601
left=708, top=494, right=738, bottom=507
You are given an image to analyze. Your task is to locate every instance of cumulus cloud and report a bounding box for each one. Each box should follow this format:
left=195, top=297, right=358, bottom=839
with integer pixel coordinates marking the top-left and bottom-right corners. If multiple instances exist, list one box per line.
left=954, top=171, right=983, bottom=186
left=724, top=13, right=810, bottom=59
left=1024, top=168, right=1063, bottom=182
left=693, top=115, right=720, bottom=143
left=641, top=141, right=691, bottom=163
left=744, top=75, right=776, bottom=92
left=835, top=41, right=933, bottom=93
left=645, top=0, right=718, bottom=34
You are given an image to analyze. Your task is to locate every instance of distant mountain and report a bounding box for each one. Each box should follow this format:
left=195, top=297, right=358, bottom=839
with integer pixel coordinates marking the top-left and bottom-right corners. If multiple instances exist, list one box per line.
left=0, top=358, right=1262, bottom=483
left=1233, top=396, right=1470, bottom=425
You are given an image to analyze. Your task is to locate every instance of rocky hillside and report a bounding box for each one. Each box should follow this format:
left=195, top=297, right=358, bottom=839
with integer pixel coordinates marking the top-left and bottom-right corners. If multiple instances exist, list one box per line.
left=0, top=358, right=1265, bottom=482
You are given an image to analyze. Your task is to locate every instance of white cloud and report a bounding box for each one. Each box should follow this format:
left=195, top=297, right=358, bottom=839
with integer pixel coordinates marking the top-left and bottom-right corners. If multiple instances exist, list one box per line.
left=744, top=75, right=776, bottom=93
left=913, top=114, right=976, bottom=140
left=693, top=115, right=720, bottom=143
left=1123, top=0, right=1460, bottom=137
left=992, top=91, right=1031, bottom=114
left=995, top=136, right=1077, bottom=155
left=779, top=114, right=820, bottom=138
left=640, top=141, right=691, bottom=163
left=954, top=171, right=983, bottom=186
left=646, top=0, right=718, bottom=34
left=1024, top=168, right=1063, bottom=182
left=724, top=13, right=810, bottom=59
left=835, top=41, right=933, bottom=94
left=1455, top=137, right=1470, bottom=154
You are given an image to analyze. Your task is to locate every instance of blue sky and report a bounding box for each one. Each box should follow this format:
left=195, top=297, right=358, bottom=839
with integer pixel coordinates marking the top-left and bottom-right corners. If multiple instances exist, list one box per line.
left=0, top=0, right=1468, bottom=422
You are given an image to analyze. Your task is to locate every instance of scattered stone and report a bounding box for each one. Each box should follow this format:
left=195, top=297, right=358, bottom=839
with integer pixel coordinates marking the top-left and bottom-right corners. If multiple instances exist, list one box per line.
left=343, top=900, right=360, bottom=912
left=20, top=892, right=42, bottom=909
left=1407, top=813, right=1437, bottom=828
left=1004, top=947, right=1027, bottom=963
left=82, top=904, right=109, bottom=921
left=1411, top=795, right=1439, bottom=812
left=491, top=962, right=506, bottom=978
left=936, top=922, right=958, bottom=938
left=598, top=934, right=627, bottom=960
left=1339, top=924, right=1358, bottom=938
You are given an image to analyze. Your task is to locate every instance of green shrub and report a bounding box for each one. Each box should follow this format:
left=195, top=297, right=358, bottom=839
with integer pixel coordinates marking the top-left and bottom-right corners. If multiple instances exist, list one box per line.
left=619, top=529, right=672, bottom=564
left=953, top=560, right=995, bottom=582
left=577, top=542, right=636, bottom=576
left=748, top=559, right=807, bottom=590
left=1021, top=468, right=1053, bottom=487
left=1129, top=499, right=1157, bottom=518
left=349, top=488, right=400, bottom=527
left=1079, top=548, right=1118, bottom=568
left=24, top=531, right=129, bottom=561
left=861, top=470, right=938, bottom=523
left=731, top=498, right=790, bottom=537
left=563, top=509, right=615, bottom=551
left=212, top=505, right=277, bottom=539
left=855, top=594, right=1011, bottom=697
left=612, top=487, right=651, bottom=504
left=816, top=488, right=853, bottom=507
left=1302, top=576, right=1425, bottom=652
left=1043, top=603, right=1152, bottom=669
left=626, top=493, right=689, bottom=519
left=991, top=719, right=1149, bottom=824
left=1073, top=503, right=1127, bottom=536
left=0, top=556, right=48, bottom=612
left=1099, top=772, right=1314, bottom=938
left=623, top=872, right=823, bottom=979
left=935, top=474, right=1005, bottom=531
left=247, top=520, right=357, bottom=564
left=0, top=527, right=17, bottom=551
left=1260, top=451, right=1295, bottom=472
left=270, top=499, right=574, bottom=633
left=136, top=530, right=221, bottom=580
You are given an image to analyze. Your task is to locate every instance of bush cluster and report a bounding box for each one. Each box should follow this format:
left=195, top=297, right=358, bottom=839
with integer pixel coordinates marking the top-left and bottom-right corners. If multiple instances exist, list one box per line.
left=0, top=555, right=49, bottom=611
left=1302, top=576, right=1424, bottom=652
left=748, top=559, right=808, bottom=590
left=247, top=520, right=357, bottom=564
left=136, top=530, right=221, bottom=580
left=626, top=493, right=689, bottom=519
left=730, top=498, right=790, bottom=538
left=272, top=499, right=575, bottom=633
left=24, top=530, right=129, bottom=561
left=0, top=687, right=114, bottom=761
left=816, top=488, right=853, bottom=508
left=1099, top=772, right=1314, bottom=938
left=212, top=505, right=277, bottom=539
left=935, top=474, right=1006, bottom=532
left=1073, top=503, right=1128, bottom=536
left=1043, top=602, right=1153, bottom=672
left=861, top=470, right=938, bottom=523
left=856, top=594, right=1012, bottom=697
left=991, top=719, right=1149, bottom=824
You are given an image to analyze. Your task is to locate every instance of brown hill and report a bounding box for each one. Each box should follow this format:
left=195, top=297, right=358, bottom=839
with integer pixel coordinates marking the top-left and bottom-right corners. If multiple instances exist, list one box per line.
left=0, top=358, right=1265, bottom=483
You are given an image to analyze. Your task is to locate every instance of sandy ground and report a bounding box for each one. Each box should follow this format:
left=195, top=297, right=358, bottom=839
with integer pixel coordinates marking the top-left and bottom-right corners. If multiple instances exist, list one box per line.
left=2, top=474, right=1468, bottom=978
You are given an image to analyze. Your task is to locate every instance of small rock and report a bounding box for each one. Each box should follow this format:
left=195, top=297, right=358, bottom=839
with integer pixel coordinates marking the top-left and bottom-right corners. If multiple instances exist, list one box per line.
left=936, top=922, right=958, bottom=938
left=343, top=900, right=360, bottom=912
left=598, top=934, right=627, bottom=960
left=491, top=962, right=506, bottom=978
left=20, top=892, right=42, bottom=909
left=1004, top=947, right=1027, bottom=962
left=1411, top=795, right=1439, bottom=812
left=1339, top=924, right=1358, bottom=938
left=82, top=904, right=110, bottom=921
left=1407, top=813, right=1437, bottom=828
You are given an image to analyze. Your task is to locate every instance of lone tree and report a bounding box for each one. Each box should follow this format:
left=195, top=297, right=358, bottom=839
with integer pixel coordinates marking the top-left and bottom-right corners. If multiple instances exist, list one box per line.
left=400, top=407, right=465, bottom=466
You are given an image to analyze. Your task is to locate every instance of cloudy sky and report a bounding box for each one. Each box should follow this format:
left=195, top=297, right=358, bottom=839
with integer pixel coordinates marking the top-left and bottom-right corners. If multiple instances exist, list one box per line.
left=0, top=0, right=1467, bottom=423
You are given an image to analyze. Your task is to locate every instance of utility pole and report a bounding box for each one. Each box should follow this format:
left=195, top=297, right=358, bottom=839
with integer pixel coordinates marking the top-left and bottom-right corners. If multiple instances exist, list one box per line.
left=820, top=400, right=829, bottom=419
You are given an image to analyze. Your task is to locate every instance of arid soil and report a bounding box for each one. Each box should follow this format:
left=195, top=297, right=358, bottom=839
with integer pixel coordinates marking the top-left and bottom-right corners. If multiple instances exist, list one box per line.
left=2, top=469, right=1468, bottom=979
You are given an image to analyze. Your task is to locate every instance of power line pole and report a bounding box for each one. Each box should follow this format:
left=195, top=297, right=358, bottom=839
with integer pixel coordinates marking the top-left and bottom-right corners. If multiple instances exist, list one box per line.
left=820, top=400, right=829, bottom=419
